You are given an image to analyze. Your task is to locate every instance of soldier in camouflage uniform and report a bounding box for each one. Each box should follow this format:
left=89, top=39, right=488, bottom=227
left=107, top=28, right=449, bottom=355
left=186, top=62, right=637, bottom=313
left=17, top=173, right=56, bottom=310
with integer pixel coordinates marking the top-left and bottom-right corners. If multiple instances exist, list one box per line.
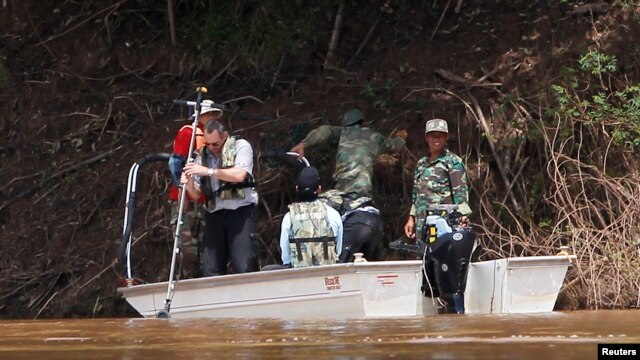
left=279, top=166, right=343, bottom=268
left=403, top=119, right=472, bottom=243
left=291, top=109, right=406, bottom=262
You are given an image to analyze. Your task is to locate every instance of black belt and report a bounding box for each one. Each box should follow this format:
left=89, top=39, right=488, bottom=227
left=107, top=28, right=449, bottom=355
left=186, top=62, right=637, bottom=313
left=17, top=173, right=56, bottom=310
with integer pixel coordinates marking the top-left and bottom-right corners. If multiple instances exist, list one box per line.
left=290, top=236, right=336, bottom=261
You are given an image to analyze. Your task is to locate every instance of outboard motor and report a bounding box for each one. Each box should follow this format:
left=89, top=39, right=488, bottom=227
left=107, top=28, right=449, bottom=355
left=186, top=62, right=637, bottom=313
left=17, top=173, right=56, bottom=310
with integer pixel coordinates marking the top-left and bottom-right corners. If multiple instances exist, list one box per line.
left=421, top=205, right=476, bottom=314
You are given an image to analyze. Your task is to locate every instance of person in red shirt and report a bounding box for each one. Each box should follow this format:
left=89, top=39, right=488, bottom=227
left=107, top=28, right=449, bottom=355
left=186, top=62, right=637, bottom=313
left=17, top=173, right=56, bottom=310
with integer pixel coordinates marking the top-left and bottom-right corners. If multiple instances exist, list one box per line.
left=168, top=100, right=223, bottom=277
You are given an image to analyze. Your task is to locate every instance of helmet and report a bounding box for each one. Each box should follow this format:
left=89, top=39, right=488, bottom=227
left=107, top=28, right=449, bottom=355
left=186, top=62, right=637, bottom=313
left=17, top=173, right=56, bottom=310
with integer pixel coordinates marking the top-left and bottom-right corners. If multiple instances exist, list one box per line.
left=342, top=109, right=364, bottom=126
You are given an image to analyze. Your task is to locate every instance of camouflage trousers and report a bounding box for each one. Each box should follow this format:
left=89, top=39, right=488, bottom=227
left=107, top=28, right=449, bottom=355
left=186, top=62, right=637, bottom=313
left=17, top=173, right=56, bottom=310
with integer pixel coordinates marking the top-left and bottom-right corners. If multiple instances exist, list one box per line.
left=290, top=240, right=337, bottom=268
left=169, top=200, right=205, bottom=277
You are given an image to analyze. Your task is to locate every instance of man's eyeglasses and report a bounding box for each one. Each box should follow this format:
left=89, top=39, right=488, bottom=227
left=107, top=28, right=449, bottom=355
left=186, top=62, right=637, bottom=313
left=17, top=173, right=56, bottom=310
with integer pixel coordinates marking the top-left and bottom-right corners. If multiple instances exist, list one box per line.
left=204, top=141, right=221, bottom=147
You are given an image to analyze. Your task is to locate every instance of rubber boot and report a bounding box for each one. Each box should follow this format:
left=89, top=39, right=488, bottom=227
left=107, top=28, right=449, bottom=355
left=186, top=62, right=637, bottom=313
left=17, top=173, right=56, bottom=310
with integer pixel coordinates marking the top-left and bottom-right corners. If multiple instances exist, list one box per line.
left=453, top=292, right=465, bottom=314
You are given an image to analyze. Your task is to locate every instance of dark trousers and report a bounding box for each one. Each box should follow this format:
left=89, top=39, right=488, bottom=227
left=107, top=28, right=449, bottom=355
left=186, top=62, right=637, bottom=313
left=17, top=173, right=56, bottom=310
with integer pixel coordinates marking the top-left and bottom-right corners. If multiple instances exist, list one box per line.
left=202, top=204, right=258, bottom=276
left=339, top=211, right=386, bottom=263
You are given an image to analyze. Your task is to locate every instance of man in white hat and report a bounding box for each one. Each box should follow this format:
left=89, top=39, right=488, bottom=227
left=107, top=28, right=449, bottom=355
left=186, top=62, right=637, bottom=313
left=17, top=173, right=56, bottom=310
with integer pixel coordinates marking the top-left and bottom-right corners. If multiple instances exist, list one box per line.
left=167, top=99, right=223, bottom=277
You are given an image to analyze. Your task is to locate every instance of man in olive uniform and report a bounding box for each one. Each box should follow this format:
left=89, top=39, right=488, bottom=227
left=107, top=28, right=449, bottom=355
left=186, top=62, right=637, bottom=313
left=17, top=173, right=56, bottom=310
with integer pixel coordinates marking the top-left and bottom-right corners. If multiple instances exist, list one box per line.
left=291, top=109, right=406, bottom=262
left=403, top=118, right=471, bottom=242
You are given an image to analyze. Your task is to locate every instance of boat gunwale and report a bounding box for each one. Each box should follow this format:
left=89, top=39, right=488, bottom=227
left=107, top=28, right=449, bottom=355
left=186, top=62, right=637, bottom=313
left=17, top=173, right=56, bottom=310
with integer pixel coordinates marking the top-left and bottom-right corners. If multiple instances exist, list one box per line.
left=118, top=260, right=424, bottom=295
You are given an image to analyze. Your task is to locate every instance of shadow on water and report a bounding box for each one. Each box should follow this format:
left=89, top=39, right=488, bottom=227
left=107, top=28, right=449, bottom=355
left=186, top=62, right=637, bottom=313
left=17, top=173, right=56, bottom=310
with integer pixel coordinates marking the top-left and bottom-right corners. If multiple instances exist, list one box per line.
left=0, top=310, right=638, bottom=359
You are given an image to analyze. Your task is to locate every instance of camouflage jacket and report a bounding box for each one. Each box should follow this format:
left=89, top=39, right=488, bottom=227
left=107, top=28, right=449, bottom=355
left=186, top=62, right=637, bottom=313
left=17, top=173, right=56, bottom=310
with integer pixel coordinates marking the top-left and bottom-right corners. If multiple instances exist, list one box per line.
left=288, top=200, right=336, bottom=267
left=318, top=188, right=373, bottom=215
left=410, top=149, right=470, bottom=239
left=303, top=124, right=405, bottom=198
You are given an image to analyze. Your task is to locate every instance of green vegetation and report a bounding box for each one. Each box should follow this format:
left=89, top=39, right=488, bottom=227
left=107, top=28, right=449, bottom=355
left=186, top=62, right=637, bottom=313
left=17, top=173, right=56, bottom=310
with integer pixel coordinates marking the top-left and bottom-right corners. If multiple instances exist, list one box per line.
left=614, top=0, right=640, bottom=9
left=550, top=50, right=640, bottom=149
left=359, top=78, right=396, bottom=110
left=201, top=0, right=345, bottom=66
left=578, top=50, right=617, bottom=76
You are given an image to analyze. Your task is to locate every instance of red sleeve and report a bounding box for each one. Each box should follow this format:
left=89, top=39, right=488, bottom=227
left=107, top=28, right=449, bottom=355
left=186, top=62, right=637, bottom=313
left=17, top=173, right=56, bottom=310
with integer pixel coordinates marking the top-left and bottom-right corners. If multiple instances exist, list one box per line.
left=172, top=127, right=193, bottom=157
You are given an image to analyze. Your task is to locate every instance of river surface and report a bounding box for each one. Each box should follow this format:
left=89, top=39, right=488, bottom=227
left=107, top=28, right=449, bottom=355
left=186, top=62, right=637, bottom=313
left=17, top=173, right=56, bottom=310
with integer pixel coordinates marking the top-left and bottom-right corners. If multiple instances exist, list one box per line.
left=0, top=310, right=638, bottom=359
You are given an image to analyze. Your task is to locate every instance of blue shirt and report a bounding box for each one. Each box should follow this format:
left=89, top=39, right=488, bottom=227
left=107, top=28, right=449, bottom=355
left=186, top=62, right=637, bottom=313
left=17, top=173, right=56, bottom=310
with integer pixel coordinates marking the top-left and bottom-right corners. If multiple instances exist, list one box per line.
left=279, top=202, right=343, bottom=265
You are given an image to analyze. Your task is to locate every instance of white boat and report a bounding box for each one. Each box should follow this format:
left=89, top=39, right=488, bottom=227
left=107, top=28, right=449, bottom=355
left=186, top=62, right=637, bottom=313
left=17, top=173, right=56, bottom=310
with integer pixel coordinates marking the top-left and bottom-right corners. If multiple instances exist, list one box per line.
left=118, top=260, right=425, bottom=319
left=464, top=254, right=577, bottom=314
left=118, top=152, right=576, bottom=319
left=118, top=255, right=576, bottom=319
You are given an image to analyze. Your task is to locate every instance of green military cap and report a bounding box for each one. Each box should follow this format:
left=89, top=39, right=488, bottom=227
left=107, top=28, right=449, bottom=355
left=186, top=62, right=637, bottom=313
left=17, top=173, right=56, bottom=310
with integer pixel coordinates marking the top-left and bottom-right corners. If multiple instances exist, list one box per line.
left=343, top=109, right=365, bottom=126
left=425, top=118, right=448, bottom=134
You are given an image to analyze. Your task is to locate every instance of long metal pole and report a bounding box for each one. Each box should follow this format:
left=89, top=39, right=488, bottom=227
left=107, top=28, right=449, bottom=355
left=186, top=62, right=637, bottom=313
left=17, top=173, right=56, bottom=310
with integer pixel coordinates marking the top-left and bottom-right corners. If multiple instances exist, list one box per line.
left=160, top=86, right=207, bottom=317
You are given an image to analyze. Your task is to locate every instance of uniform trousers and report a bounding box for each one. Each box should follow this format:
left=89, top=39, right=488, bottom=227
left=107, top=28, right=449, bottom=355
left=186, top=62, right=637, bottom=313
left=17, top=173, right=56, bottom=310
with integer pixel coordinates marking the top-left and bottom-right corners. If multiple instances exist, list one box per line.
left=202, top=204, right=259, bottom=276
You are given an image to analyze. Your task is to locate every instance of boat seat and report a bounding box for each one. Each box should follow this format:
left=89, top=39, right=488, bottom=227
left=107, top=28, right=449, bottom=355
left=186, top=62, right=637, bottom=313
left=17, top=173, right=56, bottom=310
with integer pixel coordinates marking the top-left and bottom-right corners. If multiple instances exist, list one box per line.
left=261, top=264, right=292, bottom=271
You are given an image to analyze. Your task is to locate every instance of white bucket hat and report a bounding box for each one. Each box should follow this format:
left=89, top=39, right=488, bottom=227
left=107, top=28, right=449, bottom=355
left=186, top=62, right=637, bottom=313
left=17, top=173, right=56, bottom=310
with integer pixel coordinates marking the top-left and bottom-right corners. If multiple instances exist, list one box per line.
left=200, top=100, right=223, bottom=116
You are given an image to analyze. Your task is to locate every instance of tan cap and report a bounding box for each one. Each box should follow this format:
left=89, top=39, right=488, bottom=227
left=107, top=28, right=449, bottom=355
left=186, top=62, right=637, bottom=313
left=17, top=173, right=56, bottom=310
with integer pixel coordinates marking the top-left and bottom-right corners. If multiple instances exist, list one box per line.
left=425, top=118, right=448, bottom=134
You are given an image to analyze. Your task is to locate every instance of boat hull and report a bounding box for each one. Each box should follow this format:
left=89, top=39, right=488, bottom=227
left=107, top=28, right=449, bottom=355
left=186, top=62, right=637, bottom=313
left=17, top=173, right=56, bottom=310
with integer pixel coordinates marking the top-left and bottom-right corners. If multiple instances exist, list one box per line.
left=118, top=260, right=424, bottom=319
left=464, top=255, right=576, bottom=314
left=119, top=255, right=575, bottom=319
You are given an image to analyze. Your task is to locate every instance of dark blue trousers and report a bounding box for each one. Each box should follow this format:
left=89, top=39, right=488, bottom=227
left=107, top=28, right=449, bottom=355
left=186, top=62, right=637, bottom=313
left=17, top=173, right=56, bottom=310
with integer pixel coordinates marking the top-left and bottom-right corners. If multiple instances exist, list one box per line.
left=202, top=204, right=258, bottom=276
left=339, top=211, right=386, bottom=263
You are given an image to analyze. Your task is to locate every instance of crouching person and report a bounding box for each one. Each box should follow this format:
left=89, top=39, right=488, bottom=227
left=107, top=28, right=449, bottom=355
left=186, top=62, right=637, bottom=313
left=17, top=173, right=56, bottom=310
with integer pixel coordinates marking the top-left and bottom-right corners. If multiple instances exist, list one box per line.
left=280, top=166, right=343, bottom=268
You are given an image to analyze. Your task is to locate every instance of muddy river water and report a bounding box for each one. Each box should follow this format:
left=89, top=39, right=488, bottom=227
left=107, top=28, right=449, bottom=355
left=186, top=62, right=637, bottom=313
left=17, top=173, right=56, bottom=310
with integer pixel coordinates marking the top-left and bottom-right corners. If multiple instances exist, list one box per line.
left=0, top=310, right=638, bottom=359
